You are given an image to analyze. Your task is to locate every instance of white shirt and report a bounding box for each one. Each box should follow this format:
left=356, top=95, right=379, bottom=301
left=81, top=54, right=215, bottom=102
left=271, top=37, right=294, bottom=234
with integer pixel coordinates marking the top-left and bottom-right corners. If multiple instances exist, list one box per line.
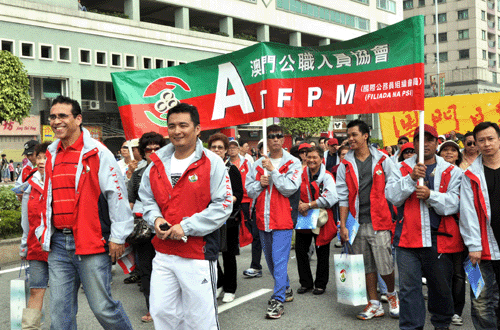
left=171, top=152, right=196, bottom=187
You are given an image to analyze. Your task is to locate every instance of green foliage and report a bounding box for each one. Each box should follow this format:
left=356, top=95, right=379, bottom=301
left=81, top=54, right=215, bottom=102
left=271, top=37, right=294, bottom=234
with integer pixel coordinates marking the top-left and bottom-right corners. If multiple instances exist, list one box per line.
left=280, top=117, right=331, bottom=138
left=88, top=9, right=129, bottom=19
left=0, top=51, right=32, bottom=123
left=0, top=186, right=21, bottom=211
left=190, top=26, right=229, bottom=37
left=370, top=138, right=384, bottom=148
left=0, top=209, right=22, bottom=239
left=234, top=33, right=257, bottom=41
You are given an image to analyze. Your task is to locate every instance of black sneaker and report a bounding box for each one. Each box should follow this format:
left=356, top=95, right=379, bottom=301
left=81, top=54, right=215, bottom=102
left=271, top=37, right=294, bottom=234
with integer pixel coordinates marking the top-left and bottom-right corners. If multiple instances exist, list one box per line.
left=285, top=287, right=294, bottom=302
left=266, top=299, right=284, bottom=319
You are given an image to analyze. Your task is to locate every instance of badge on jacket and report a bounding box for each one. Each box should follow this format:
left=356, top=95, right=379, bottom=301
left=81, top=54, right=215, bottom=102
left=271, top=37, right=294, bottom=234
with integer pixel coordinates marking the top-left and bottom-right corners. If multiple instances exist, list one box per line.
left=376, top=170, right=382, bottom=175
left=189, top=174, right=198, bottom=182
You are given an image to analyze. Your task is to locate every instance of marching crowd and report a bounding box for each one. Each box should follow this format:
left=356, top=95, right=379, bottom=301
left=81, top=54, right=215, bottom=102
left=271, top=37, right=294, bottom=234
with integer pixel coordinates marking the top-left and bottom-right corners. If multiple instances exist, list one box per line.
left=14, top=95, right=500, bottom=330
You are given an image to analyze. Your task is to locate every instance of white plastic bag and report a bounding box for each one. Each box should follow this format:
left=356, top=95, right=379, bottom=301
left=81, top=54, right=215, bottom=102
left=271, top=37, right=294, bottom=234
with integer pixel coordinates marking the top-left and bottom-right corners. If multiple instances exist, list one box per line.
left=10, top=264, right=29, bottom=330
left=334, top=246, right=367, bottom=306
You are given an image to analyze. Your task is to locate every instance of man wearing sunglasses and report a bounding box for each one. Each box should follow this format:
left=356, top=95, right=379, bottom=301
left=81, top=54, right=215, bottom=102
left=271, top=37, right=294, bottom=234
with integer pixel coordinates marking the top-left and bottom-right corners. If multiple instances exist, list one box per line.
left=37, top=95, right=134, bottom=330
left=461, top=131, right=480, bottom=170
left=246, top=124, right=302, bottom=319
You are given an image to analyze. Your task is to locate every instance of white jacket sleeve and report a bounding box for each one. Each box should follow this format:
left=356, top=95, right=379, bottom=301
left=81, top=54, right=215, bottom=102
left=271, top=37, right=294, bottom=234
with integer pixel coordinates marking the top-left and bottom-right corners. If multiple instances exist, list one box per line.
left=245, top=161, right=264, bottom=200
left=459, top=174, right=482, bottom=252
left=316, top=173, right=338, bottom=209
left=336, top=163, right=349, bottom=208
left=427, top=166, right=462, bottom=216
left=269, top=160, right=301, bottom=197
left=98, top=150, right=134, bottom=244
left=180, top=156, right=233, bottom=237
left=139, top=163, right=163, bottom=227
left=385, top=166, right=417, bottom=207
left=19, top=186, right=31, bottom=257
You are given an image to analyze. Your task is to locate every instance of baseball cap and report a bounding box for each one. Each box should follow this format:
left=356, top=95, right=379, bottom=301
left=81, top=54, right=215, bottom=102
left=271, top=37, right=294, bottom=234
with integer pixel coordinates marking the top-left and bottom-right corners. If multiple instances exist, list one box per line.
left=397, top=136, right=409, bottom=143
left=327, top=138, right=339, bottom=146
left=298, top=143, right=312, bottom=151
left=400, top=142, right=415, bottom=154
left=414, top=124, right=438, bottom=139
left=228, top=140, right=239, bottom=147
left=22, top=140, right=38, bottom=155
left=438, top=140, right=460, bottom=153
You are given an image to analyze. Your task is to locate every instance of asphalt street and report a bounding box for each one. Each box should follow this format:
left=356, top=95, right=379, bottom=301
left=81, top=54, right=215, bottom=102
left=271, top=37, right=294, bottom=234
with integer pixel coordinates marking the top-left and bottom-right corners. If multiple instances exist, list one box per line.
left=1, top=238, right=472, bottom=330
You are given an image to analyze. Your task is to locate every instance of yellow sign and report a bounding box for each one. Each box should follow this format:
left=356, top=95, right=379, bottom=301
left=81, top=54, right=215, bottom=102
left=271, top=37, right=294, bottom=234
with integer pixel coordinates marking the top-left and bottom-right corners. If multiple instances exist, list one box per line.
left=379, top=92, right=500, bottom=146
left=42, top=125, right=103, bottom=142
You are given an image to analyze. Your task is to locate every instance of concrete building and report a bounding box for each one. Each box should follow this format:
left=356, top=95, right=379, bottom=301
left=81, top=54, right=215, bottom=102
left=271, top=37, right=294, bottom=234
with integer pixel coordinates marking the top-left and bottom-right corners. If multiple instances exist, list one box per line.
left=0, top=0, right=402, bottom=156
left=403, top=0, right=500, bottom=97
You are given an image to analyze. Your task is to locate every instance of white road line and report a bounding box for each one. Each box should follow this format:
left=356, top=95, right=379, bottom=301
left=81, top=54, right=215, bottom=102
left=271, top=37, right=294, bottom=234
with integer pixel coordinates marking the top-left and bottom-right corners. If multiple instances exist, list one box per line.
left=0, top=266, right=26, bottom=275
left=218, top=288, right=272, bottom=314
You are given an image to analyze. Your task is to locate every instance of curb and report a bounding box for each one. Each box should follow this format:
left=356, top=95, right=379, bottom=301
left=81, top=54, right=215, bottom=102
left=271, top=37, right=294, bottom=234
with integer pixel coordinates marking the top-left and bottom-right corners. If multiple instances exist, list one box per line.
left=0, top=236, right=22, bottom=266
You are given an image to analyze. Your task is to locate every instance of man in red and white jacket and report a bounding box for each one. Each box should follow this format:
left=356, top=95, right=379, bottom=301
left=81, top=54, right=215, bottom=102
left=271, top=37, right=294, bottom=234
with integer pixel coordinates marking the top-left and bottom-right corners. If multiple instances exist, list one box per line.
left=337, top=119, right=400, bottom=320
left=139, top=103, right=232, bottom=329
left=387, top=124, right=462, bottom=330
left=460, top=121, right=500, bottom=329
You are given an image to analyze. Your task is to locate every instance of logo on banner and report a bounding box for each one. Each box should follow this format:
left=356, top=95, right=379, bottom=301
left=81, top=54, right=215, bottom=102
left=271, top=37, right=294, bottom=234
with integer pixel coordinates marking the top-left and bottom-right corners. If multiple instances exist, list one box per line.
left=340, top=269, right=347, bottom=282
left=142, top=77, right=191, bottom=127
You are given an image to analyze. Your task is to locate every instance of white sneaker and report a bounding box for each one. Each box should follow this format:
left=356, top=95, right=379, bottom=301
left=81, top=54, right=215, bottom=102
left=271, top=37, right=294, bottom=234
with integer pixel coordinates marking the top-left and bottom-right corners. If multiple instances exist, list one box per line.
left=222, top=292, right=235, bottom=303
left=216, top=287, right=223, bottom=299
left=452, top=314, right=463, bottom=326
left=356, top=302, right=384, bottom=320
left=387, top=293, right=400, bottom=318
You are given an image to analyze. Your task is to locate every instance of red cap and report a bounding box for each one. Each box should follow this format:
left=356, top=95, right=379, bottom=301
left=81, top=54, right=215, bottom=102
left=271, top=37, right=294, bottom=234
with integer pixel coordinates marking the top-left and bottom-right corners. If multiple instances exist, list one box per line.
left=414, top=124, right=438, bottom=139
left=327, top=138, right=339, bottom=146
left=400, top=142, right=414, bottom=153
left=298, top=143, right=312, bottom=151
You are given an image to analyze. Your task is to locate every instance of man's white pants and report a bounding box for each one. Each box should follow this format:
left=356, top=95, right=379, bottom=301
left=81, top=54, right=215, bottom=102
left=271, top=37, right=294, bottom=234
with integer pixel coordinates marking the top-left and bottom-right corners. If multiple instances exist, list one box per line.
left=150, top=252, right=219, bottom=330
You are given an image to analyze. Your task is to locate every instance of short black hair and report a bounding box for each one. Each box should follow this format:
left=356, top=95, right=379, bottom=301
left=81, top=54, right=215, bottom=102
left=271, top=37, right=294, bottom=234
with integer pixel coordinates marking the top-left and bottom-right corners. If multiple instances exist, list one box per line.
left=463, top=131, right=474, bottom=141
left=347, top=119, right=370, bottom=144
left=473, top=121, right=500, bottom=140
left=239, top=139, right=248, bottom=146
left=267, top=124, right=282, bottom=135
left=295, top=136, right=304, bottom=143
left=51, top=95, right=82, bottom=118
left=289, top=144, right=300, bottom=159
left=167, top=103, right=200, bottom=127
left=307, top=146, right=324, bottom=158
left=318, top=137, right=327, bottom=144
left=34, top=142, right=50, bottom=157
left=138, top=132, right=166, bottom=159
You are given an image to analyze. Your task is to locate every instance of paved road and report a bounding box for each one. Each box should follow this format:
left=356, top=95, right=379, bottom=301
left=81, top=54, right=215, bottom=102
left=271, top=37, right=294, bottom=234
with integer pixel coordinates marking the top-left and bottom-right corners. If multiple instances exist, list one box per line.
left=1, top=239, right=472, bottom=329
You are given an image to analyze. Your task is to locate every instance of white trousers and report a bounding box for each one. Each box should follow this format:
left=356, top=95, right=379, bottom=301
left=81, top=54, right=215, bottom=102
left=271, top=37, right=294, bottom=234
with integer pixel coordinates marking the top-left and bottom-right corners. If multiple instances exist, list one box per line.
left=150, top=252, right=219, bottom=330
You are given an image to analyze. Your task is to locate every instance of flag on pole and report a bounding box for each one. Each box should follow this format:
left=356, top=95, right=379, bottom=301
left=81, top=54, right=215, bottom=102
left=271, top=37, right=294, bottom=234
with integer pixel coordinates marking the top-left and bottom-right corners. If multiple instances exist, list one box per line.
left=111, top=16, right=424, bottom=139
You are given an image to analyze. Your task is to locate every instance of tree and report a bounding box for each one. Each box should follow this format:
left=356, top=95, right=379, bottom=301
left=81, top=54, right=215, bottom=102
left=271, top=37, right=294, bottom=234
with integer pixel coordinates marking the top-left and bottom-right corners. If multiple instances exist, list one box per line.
left=279, top=116, right=331, bottom=138
left=0, top=50, right=31, bottom=123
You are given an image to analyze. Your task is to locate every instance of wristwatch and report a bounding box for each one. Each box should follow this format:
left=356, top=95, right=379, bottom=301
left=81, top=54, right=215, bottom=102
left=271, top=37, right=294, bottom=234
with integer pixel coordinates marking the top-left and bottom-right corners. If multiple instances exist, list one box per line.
left=308, top=202, right=312, bottom=208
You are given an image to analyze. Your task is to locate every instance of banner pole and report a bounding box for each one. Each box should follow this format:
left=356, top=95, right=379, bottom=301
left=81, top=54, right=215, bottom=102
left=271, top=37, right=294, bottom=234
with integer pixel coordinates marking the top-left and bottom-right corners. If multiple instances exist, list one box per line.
left=262, top=118, right=267, bottom=175
left=128, top=141, right=135, bottom=161
left=418, top=110, right=424, bottom=186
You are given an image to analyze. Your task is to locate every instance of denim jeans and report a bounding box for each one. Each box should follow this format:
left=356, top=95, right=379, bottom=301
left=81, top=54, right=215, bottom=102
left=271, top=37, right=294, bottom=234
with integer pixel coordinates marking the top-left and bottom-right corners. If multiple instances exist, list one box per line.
left=48, top=231, right=133, bottom=330
left=396, top=237, right=454, bottom=330
left=260, top=229, right=292, bottom=302
left=471, top=260, right=500, bottom=330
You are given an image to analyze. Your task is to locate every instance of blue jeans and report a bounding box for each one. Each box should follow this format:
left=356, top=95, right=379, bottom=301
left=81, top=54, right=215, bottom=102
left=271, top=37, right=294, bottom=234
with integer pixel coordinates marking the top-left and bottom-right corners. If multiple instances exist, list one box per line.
left=260, top=229, right=292, bottom=302
left=48, top=232, right=133, bottom=330
left=396, top=238, right=454, bottom=330
left=471, top=260, right=500, bottom=330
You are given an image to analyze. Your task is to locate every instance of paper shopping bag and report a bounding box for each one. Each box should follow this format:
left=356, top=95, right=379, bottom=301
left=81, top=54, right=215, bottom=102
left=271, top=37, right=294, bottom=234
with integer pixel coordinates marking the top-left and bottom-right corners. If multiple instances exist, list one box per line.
left=10, top=266, right=29, bottom=330
left=334, top=253, right=367, bottom=306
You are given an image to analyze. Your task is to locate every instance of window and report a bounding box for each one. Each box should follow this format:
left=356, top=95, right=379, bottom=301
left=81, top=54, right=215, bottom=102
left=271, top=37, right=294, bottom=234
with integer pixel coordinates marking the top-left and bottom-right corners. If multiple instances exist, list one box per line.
left=419, top=0, right=425, bottom=6
left=81, top=80, right=96, bottom=100
left=434, top=32, right=447, bottom=43
left=155, top=58, right=164, bottom=69
left=111, top=53, right=122, bottom=68
left=125, top=54, right=136, bottom=70
left=457, top=9, right=468, bottom=20
left=95, top=51, right=107, bottom=66
left=493, top=72, right=497, bottom=84
left=57, top=46, right=71, bottom=62
left=482, top=10, right=486, bottom=20
left=458, top=49, right=470, bottom=59
left=433, top=0, right=445, bottom=3
left=105, top=82, right=117, bottom=102
left=424, top=54, right=427, bottom=64
left=483, top=30, right=487, bottom=40
left=166, top=60, right=176, bottom=67
left=20, top=41, right=35, bottom=59
left=1, top=39, right=14, bottom=54
left=39, top=44, right=53, bottom=61
left=403, top=0, right=414, bottom=9
left=433, top=13, right=447, bottom=23
left=438, top=52, right=448, bottom=62
left=352, top=0, right=369, bottom=3
left=178, top=61, right=187, bottom=65
left=483, top=50, right=487, bottom=60
left=79, top=48, right=91, bottom=65
left=42, top=78, right=63, bottom=99
left=458, top=29, right=469, bottom=39
left=377, top=22, right=389, bottom=29
left=377, top=0, right=396, bottom=13
left=142, top=56, right=152, bottom=69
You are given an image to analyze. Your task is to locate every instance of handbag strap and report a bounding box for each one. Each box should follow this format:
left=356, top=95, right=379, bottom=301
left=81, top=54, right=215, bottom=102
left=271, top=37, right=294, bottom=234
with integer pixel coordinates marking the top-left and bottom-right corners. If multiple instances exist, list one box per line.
left=19, top=259, right=28, bottom=278
left=341, top=242, right=354, bottom=255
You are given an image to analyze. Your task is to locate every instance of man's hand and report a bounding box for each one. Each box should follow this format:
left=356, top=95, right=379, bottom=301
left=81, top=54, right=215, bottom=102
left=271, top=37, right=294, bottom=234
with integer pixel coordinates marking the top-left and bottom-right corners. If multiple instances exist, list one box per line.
left=128, top=159, right=138, bottom=172
left=340, top=226, right=349, bottom=243
left=260, top=175, right=269, bottom=188
left=410, top=163, right=426, bottom=181
left=261, top=156, right=275, bottom=172
left=108, top=242, right=125, bottom=263
left=415, top=185, right=431, bottom=200
left=165, top=224, right=186, bottom=241
left=154, top=217, right=171, bottom=240
left=298, top=201, right=309, bottom=216
left=469, top=251, right=482, bottom=266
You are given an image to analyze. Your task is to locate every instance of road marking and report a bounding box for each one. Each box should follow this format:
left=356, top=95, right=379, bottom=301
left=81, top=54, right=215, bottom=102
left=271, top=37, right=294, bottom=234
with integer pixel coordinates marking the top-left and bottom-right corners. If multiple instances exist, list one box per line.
left=0, top=266, right=26, bottom=275
left=218, top=288, right=272, bottom=314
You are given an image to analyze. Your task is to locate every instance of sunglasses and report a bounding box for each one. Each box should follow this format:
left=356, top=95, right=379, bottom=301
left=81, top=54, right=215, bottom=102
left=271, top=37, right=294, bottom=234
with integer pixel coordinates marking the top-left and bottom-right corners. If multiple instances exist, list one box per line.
left=210, top=145, right=225, bottom=150
left=267, top=133, right=284, bottom=140
left=48, top=113, right=71, bottom=121
left=403, top=149, right=415, bottom=155
left=467, top=141, right=475, bottom=147
left=145, top=147, right=160, bottom=153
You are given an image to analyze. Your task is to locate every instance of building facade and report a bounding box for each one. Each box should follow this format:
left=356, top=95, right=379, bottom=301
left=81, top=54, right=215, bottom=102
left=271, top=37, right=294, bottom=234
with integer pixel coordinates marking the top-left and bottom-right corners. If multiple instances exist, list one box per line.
left=404, top=0, right=500, bottom=97
left=0, top=0, right=402, bottom=157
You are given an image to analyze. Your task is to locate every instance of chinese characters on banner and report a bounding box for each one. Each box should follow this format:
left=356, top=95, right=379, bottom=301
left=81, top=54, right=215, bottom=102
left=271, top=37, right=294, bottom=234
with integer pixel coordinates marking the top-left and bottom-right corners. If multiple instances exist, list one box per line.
left=379, top=92, right=500, bottom=146
left=0, top=116, right=40, bottom=136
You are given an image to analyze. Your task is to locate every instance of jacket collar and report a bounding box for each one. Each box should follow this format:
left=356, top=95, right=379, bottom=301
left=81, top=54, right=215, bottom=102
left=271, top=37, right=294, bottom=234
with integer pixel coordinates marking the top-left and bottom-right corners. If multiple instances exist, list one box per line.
left=155, top=138, right=205, bottom=164
left=403, top=153, right=453, bottom=172
left=47, top=127, right=99, bottom=158
left=307, top=163, right=326, bottom=183
left=344, top=145, right=385, bottom=165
